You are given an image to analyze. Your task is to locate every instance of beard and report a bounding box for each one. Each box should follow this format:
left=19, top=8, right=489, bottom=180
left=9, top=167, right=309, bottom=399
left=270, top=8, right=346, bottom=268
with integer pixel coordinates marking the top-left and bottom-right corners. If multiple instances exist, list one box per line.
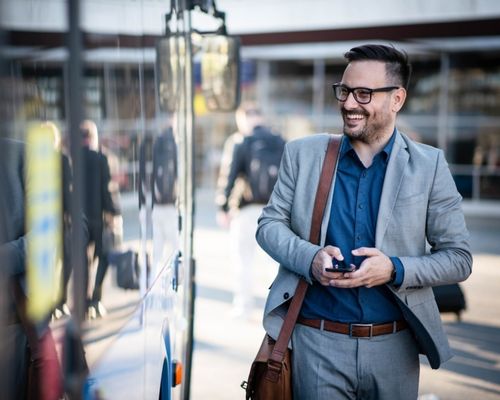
left=341, top=107, right=392, bottom=145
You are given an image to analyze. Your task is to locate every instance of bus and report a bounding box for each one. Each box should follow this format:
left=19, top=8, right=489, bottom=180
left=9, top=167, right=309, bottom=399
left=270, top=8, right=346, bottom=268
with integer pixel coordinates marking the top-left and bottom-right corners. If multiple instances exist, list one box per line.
left=0, top=1, right=239, bottom=399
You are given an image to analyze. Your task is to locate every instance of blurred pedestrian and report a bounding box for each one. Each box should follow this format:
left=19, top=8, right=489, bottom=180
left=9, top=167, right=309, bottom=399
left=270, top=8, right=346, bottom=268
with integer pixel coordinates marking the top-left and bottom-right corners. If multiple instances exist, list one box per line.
left=151, top=124, right=178, bottom=280
left=0, top=134, right=63, bottom=400
left=0, top=137, right=30, bottom=399
left=256, top=44, right=472, bottom=399
left=80, top=120, right=121, bottom=318
left=216, top=102, right=285, bottom=317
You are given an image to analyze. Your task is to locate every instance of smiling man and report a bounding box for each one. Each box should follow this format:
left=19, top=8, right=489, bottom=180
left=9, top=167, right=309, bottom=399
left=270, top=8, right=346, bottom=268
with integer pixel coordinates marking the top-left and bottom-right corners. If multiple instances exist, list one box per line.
left=256, top=44, right=472, bottom=399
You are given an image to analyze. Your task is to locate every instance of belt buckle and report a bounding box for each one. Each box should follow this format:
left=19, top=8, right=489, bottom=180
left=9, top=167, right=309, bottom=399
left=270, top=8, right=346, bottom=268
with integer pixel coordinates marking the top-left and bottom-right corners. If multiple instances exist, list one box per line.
left=349, top=323, right=373, bottom=339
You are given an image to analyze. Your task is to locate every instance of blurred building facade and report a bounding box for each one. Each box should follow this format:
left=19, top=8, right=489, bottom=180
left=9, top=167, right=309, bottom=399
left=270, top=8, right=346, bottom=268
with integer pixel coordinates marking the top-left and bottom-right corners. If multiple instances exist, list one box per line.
left=1, top=0, right=500, bottom=204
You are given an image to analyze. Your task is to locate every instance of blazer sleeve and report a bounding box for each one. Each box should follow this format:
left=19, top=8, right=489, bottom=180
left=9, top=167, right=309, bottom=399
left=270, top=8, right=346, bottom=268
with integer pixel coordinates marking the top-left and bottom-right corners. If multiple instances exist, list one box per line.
left=398, top=150, right=472, bottom=289
left=256, top=143, right=321, bottom=283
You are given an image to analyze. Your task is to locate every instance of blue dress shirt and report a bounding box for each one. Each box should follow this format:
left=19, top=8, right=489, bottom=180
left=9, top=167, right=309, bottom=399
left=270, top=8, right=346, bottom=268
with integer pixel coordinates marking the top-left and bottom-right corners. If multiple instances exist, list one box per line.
left=301, top=132, right=404, bottom=323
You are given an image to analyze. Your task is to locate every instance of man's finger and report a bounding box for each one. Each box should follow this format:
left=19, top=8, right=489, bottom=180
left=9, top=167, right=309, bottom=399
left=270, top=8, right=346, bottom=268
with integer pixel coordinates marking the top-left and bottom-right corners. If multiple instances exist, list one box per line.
left=352, top=247, right=380, bottom=257
left=329, top=277, right=362, bottom=288
left=324, top=245, right=343, bottom=260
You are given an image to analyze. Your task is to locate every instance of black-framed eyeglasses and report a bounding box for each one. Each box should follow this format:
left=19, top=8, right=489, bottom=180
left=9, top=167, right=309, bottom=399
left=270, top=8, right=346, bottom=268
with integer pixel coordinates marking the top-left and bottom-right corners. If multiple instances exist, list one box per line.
left=332, top=83, right=400, bottom=104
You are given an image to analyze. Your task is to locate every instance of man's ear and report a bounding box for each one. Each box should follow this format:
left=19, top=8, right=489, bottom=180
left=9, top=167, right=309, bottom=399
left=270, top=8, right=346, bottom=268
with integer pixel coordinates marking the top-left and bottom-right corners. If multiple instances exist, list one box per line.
left=392, top=88, right=407, bottom=113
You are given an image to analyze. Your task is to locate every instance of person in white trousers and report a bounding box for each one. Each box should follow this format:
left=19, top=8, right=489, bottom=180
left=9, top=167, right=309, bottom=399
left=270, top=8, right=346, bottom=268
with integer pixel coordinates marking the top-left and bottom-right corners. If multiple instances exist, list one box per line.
left=216, top=103, right=284, bottom=318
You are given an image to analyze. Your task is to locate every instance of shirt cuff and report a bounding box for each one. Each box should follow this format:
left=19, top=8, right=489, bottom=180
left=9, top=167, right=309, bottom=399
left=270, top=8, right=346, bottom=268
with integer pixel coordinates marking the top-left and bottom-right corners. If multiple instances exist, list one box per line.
left=389, top=257, right=404, bottom=287
left=307, top=248, right=323, bottom=284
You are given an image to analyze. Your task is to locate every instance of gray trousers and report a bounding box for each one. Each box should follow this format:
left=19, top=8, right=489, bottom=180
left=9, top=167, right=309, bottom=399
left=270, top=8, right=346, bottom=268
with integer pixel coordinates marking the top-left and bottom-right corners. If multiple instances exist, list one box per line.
left=291, top=323, right=420, bottom=400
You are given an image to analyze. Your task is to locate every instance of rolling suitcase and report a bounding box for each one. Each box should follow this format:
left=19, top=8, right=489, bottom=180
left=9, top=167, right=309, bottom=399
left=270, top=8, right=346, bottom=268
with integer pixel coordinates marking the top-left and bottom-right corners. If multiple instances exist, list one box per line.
left=432, top=283, right=466, bottom=320
left=109, top=250, right=140, bottom=290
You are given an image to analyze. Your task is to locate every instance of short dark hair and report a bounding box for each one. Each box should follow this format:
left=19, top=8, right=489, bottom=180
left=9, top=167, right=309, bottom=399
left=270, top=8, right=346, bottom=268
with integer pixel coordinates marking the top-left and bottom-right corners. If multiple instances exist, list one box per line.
left=344, top=44, right=412, bottom=90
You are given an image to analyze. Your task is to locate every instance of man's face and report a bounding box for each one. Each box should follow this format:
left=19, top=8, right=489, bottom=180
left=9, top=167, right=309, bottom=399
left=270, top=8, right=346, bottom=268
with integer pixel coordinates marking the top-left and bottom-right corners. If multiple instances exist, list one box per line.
left=338, top=60, right=401, bottom=144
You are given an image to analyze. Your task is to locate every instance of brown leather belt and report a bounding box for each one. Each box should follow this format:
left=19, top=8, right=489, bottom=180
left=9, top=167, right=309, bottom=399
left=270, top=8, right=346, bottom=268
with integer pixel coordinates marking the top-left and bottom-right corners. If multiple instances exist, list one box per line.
left=297, top=317, right=407, bottom=338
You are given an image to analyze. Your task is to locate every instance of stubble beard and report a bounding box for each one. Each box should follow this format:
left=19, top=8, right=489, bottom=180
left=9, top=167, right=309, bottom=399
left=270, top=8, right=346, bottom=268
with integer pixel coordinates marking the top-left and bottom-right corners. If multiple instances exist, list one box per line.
left=342, top=109, right=390, bottom=145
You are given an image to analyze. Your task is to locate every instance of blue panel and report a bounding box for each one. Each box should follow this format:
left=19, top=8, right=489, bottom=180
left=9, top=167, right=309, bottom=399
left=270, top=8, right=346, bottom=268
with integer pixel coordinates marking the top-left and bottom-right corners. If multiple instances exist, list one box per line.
left=159, top=358, right=171, bottom=400
left=160, top=318, right=172, bottom=400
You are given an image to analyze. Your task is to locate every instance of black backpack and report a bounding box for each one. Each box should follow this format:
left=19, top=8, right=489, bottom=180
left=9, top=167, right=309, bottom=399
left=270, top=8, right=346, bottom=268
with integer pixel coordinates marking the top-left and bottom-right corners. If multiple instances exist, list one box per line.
left=244, top=128, right=285, bottom=204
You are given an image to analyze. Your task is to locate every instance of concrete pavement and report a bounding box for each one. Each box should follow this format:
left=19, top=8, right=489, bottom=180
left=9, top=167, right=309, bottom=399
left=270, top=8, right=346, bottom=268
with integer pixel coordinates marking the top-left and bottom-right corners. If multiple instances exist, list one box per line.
left=190, top=188, right=500, bottom=400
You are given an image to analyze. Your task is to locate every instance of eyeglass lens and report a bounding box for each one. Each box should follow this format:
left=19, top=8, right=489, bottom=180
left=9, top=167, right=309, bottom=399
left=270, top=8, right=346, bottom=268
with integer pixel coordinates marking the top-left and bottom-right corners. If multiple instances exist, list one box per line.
left=334, top=85, right=372, bottom=104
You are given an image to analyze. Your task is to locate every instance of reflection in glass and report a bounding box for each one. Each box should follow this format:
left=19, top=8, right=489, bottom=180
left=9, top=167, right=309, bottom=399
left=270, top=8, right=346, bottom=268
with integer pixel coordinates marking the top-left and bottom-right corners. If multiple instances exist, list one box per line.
left=201, top=35, right=240, bottom=111
left=151, top=125, right=179, bottom=280
left=157, top=36, right=185, bottom=113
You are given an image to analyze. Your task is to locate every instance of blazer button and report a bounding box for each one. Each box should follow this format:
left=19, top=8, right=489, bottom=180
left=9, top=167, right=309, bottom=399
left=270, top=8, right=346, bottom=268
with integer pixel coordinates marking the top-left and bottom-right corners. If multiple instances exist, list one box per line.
left=283, top=292, right=289, bottom=300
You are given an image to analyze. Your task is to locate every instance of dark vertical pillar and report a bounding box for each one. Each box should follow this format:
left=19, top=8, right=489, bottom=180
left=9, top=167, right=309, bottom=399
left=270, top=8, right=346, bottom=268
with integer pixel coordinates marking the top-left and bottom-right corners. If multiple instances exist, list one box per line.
left=0, top=23, right=9, bottom=400
left=65, top=1, right=88, bottom=398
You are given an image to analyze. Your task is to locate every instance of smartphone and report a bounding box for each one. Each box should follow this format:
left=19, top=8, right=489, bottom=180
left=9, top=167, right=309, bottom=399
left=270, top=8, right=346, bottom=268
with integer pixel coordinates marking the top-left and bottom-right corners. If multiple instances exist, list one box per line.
left=325, top=259, right=354, bottom=273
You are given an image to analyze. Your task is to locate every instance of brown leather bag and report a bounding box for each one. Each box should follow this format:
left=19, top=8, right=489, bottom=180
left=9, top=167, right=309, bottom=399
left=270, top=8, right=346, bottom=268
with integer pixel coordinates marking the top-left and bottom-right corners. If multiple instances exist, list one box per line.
left=242, top=334, right=292, bottom=400
left=242, top=135, right=341, bottom=400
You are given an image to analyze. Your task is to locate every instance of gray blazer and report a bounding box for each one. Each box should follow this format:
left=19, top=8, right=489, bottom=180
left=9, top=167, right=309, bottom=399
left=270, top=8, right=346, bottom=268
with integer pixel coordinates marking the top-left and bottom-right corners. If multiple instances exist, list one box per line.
left=256, top=131, right=472, bottom=369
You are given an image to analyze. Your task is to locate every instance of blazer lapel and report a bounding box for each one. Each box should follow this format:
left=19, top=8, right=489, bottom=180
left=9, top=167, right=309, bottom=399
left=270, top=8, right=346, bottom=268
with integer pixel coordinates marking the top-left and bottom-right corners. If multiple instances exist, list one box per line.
left=375, top=133, right=409, bottom=246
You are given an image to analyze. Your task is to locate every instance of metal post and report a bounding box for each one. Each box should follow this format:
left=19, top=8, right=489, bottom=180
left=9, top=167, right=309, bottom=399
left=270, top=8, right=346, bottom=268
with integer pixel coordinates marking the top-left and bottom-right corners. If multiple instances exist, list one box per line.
left=0, top=24, right=9, bottom=400
left=257, top=60, right=271, bottom=116
left=68, top=0, right=85, bottom=331
left=137, top=55, right=149, bottom=300
left=181, top=3, right=195, bottom=399
left=313, top=58, right=326, bottom=131
left=437, top=52, right=450, bottom=153
left=66, top=0, right=88, bottom=398
left=472, top=165, right=481, bottom=200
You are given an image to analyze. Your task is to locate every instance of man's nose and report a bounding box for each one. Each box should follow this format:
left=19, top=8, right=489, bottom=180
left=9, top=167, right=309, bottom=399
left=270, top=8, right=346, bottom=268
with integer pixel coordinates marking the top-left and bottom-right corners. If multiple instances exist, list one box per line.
left=343, top=92, right=359, bottom=109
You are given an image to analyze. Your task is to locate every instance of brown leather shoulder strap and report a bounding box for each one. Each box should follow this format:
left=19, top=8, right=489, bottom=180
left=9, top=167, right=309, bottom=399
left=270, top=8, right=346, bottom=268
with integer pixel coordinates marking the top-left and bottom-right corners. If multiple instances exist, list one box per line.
left=309, top=135, right=342, bottom=245
left=269, top=134, right=342, bottom=366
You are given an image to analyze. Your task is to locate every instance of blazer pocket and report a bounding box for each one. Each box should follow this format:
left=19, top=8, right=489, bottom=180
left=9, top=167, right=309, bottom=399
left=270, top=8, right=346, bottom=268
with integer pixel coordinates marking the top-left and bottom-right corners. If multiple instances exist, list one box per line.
left=395, top=193, right=426, bottom=207
left=405, top=289, right=433, bottom=306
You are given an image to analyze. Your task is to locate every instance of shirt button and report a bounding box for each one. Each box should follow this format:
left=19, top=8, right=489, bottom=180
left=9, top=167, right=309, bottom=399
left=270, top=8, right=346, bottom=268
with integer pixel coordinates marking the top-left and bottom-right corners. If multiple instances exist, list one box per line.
left=283, top=292, right=290, bottom=300
left=356, top=235, right=361, bottom=241
left=362, top=171, right=367, bottom=178
left=358, top=204, right=364, bottom=209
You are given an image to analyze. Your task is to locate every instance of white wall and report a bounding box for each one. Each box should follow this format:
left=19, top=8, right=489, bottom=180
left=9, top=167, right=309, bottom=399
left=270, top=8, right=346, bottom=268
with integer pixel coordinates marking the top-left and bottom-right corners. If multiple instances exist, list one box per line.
left=219, top=0, right=500, bottom=33
left=2, top=0, right=500, bottom=35
left=0, top=0, right=167, bottom=34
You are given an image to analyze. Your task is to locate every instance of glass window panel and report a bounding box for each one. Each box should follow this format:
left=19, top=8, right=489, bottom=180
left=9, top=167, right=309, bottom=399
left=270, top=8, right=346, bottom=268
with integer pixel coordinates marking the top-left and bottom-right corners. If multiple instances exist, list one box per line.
left=405, top=58, right=441, bottom=116
left=448, top=53, right=500, bottom=117
left=269, top=61, right=314, bottom=115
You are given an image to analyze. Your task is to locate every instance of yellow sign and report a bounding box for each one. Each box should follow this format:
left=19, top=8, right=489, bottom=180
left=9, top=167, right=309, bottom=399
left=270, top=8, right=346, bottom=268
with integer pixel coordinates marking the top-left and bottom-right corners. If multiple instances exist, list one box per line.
left=26, top=123, right=63, bottom=321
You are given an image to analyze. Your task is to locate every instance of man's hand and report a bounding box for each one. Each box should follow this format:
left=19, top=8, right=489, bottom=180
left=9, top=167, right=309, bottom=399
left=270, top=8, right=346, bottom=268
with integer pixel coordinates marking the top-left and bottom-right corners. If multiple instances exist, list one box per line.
left=329, top=247, right=394, bottom=288
left=311, top=246, right=351, bottom=285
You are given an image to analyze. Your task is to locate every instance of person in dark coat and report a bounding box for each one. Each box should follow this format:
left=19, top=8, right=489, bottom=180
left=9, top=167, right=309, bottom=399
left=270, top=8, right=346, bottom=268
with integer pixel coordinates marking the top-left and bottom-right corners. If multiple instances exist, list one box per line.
left=0, top=137, right=29, bottom=400
left=1, top=128, right=67, bottom=400
left=80, top=120, right=121, bottom=318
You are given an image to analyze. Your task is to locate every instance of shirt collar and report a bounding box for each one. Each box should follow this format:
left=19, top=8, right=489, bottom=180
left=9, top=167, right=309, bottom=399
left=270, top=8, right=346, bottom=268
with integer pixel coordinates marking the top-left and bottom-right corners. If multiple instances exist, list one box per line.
left=340, top=129, right=397, bottom=162
left=381, top=129, right=397, bottom=161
